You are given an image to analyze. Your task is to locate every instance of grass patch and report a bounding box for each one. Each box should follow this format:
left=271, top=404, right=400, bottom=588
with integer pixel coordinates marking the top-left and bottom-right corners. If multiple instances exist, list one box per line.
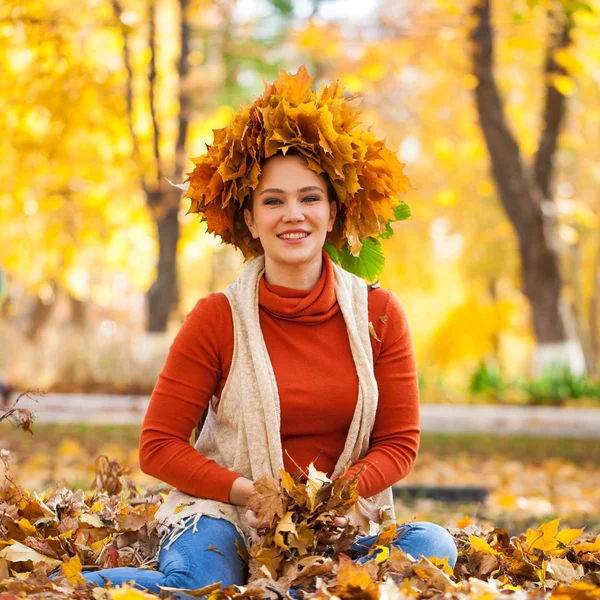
left=419, top=432, right=600, bottom=464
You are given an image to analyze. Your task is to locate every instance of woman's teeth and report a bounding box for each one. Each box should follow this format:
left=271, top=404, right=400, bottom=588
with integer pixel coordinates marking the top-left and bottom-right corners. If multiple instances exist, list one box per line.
left=278, top=232, right=309, bottom=239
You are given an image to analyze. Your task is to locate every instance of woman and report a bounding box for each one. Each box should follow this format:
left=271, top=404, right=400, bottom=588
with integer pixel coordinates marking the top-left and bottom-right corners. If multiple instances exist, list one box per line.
left=80, top=67, right=457, bottom=594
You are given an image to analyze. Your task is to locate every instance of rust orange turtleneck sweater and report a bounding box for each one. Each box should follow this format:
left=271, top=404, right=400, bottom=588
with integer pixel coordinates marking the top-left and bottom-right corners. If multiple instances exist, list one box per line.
left=139, top=253, right=420, bottom=503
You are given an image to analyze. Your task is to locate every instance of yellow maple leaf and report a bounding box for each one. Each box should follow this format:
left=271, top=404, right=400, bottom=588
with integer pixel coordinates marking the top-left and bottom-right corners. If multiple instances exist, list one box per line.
left=526, top=519, right=584, bottom=557
left=572, top=535, right=600, bottom=554
left=375, top=545, right=390, bottom=565
left=429, top=556, right=454, bottom=577
left=17, top=518, right=36, bottom=536
left=274, top=511, right=297, bottom=551
left=457, top=516, right=472, bottom=529
left=110, top=584, right=159, bottom=599
left=62, top=554, right=85, bottom=585
left=469, top=535, right=499, bottom=555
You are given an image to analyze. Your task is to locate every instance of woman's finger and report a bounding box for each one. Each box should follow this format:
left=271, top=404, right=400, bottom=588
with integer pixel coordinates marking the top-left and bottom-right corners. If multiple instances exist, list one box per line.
left=333, top=516, right=348, bottom=529
left=246, top=509, right=270, bottom=532
left=246, top=509, right=260, bottom=528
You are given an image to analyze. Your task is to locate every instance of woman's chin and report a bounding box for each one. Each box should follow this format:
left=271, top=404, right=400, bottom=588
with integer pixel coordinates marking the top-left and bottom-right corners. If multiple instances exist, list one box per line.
left=267, top=243, right=321, bottom=265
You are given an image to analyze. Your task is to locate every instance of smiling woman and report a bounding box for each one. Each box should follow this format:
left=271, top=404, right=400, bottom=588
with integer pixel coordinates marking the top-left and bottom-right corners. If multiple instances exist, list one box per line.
left=73, top=66, right=457, bottom=594
left=243, top=153, right=337, bottom=290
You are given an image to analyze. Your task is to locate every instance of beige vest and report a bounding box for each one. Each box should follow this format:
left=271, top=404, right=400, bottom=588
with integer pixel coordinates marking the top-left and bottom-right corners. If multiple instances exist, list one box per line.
left=154, top=255, right=394, bottom=548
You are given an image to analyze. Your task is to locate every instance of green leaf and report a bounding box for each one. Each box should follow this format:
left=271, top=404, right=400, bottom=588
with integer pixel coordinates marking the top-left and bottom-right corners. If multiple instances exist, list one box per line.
left=394, top=201, right=412, bottom=221
left=323, top=242, right=340, bottom=264
left=378, top=222, right=395, bottom=240
left=325, top=238, right=385, bottom=283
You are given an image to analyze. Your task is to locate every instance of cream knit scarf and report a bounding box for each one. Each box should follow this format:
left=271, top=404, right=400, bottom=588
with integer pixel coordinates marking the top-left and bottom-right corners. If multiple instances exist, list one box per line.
left=154, top=255, right=394, bottom=550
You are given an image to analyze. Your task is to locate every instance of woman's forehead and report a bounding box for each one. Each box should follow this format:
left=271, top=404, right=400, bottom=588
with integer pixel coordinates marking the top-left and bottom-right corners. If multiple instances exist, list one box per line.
left=257, top=154, right=325, bottom=189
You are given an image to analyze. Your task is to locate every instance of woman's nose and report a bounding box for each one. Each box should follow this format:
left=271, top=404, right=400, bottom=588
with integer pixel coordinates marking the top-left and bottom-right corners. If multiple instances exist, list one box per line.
left=282, top=200, right=304, bottom=221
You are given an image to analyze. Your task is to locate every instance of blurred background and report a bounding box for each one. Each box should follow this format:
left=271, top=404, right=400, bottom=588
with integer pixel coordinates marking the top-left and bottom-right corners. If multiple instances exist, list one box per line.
left=1, top=0, right=600, bottom=534
left=3, top=0, right=600, bottom=403
left=2, top=0, right=600, bottom=402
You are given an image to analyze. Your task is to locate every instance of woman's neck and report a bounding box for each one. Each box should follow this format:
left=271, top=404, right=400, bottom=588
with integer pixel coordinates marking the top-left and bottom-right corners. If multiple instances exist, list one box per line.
left=263, top=253, right=323, bottom=290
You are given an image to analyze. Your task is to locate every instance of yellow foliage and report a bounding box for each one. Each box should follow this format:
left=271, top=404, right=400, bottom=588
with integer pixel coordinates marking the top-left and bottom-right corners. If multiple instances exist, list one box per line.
left=525, top=519, right=584, bottom=557
left=57, top=439, right=83, bottom=458
left=552, top=74, right=576, bottom=97
left=61, top=554, right=85, bottom=585
left=554, top=49, right=584, bottom=74
left=295, top=24, right=340, bottom=59
left=469, top=535, right=500, bottom=556
left=110, top=585, right=159, bottom=599
left=436, top=189, right=458, bottom=207
left=457, top=516, right=472, bottom=528
left=428, top=297, right=517, bottom=368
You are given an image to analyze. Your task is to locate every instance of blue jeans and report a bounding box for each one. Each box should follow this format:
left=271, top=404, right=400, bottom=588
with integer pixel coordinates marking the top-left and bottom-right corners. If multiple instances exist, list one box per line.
left=77, top=517, right=457, bottom=594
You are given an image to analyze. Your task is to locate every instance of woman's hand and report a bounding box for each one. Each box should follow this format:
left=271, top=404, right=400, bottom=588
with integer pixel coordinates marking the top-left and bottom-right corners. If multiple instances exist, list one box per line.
left=316, top=516, right=349, bottom=552
left=246, top=509, right=272, bottom=544
left=229, top=477, right=255, bottom=506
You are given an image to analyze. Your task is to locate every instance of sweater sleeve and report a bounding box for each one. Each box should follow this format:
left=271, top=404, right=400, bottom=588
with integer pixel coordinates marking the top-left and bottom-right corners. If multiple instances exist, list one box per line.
left=138, top=293, right=242, bottom=503
left=347, top=289, right=420, bottom=498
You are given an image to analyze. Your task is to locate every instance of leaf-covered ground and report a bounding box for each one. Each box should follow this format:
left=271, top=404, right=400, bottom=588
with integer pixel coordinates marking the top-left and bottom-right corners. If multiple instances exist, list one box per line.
left=0, top=423, right=599, bottom=598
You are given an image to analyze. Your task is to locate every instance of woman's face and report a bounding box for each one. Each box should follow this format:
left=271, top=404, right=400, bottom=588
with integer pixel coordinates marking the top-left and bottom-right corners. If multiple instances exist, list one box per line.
left=244, top=154, right=337, bottom=267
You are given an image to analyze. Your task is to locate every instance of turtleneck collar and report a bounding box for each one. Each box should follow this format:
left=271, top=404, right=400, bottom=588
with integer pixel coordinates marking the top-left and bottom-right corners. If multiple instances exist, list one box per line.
left=259, top=251, right=340, bottom=324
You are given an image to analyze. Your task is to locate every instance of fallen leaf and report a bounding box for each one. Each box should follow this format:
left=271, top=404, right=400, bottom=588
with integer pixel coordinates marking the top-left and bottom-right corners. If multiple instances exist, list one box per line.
left=0, top=541, right=61, bottom=570
left=61, top=554, right=84, bottom=585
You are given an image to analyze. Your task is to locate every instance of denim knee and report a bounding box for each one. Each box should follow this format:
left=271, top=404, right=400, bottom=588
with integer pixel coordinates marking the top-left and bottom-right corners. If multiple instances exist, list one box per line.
left=395, top=522, right=458, bottom=568
left=159, top=516, right=247, bottom=590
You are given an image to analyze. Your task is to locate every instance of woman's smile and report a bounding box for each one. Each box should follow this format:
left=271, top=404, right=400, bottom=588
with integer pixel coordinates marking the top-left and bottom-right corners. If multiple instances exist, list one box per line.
left=277, top=229, right=311, bottom=242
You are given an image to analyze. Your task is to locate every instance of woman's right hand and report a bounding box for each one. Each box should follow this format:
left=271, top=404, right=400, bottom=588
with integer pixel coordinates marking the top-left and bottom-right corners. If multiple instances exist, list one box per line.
left=229, top=476, right=255, bottom=506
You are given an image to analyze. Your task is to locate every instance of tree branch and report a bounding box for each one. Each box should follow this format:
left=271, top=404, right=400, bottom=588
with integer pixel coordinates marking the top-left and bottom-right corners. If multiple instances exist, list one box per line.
left=533, top=11, right=573, bottom=199
left=110, top=0, right=148, bottom=195
left=470, top=0, right=537, bottom=237
left=174, top=0, right=192, bottom=184
left=148, top=0, right=162, bottom=189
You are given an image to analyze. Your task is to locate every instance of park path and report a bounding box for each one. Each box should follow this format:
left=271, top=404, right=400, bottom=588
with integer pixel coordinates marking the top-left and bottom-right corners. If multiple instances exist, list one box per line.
left=9, top=394, right=600, bottom=437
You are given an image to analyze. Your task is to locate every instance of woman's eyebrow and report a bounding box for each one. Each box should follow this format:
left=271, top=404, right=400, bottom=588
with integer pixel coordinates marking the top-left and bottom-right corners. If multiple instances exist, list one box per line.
left=259, top=185, right=324, bottom=195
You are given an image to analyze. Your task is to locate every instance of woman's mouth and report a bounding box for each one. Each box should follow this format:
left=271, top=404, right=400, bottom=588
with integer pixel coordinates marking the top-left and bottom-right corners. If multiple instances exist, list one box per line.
left=277, top=232, right=310, bottom=240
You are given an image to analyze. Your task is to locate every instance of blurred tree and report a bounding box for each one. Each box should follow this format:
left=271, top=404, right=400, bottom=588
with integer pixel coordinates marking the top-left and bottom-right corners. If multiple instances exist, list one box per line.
left=470, top=0, right=589, bottom=374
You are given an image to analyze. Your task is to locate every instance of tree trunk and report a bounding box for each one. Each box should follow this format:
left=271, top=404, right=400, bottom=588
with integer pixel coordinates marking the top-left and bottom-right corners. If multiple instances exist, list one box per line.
left=470, top=0, right=584, bottom=375
left=147, top=190, right=180, bottom=332
left=589, top=234, right=600, bottom=377
left=69, top=293, right=86, bottom=331
left=25, top=281, right=58, bottom=340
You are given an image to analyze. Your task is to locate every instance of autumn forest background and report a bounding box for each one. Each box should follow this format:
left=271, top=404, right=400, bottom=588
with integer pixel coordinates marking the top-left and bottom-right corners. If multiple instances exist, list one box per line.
left=3, top=0, right=600, bottom=403
left=1, top=0, right=600, bottom=580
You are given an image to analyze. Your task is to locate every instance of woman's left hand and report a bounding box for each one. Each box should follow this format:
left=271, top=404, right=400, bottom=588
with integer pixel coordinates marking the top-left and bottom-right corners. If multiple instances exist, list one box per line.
left=246, top=509, right=271, bottom=544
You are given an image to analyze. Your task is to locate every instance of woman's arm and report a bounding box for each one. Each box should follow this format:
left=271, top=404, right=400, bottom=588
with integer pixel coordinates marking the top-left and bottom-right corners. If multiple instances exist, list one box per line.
left=139, top=293, right=244, bottom=504
left=347, top=289, right=420, bottom=498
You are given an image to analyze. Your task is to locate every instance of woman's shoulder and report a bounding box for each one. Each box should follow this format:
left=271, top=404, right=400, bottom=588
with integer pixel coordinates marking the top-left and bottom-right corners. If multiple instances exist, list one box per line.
left=367, top=285, right=411, bottom=346
left=182, top=292, right=233, bottom=333
left=367, top=284, right=405, bottom=315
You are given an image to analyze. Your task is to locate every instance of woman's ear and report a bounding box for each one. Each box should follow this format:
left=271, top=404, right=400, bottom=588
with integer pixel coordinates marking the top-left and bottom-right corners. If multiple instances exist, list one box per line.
left=244, top=208, right=259, bottom=239
left=327, top=201, right=338, bottom=233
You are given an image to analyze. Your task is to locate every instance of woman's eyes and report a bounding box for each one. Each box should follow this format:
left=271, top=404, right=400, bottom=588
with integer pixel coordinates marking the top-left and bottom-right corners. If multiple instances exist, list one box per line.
left=264, top=196, right=320, bottom=205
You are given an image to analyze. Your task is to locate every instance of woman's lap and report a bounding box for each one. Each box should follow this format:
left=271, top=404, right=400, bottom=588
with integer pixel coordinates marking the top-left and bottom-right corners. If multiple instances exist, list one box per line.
left=78, top=517, right=457, bottom=593
left=352, top=521, right=458, bottom=568
left=81, top=516, right=247, bottom=594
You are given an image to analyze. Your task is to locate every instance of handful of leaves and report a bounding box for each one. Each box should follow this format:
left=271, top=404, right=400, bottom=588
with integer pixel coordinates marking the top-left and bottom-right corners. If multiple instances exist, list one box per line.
left=246, top=464, right=390, bottom=582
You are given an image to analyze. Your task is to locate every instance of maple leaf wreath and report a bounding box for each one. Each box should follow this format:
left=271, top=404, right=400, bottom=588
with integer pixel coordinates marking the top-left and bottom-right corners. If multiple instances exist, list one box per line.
left=181, top=65, right=413, bottom=272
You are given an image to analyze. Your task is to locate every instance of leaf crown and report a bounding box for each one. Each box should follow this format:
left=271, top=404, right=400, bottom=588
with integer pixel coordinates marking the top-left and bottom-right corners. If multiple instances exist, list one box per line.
left=184, top=65, right=412, bottom=280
